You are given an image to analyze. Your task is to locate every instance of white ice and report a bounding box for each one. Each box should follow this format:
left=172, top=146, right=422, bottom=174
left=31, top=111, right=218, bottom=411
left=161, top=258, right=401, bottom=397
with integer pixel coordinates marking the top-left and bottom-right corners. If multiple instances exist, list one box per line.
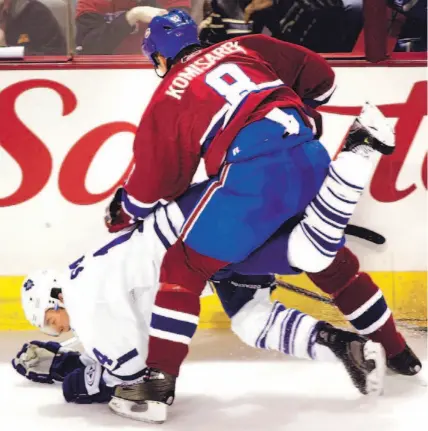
left=1, top=330, right=427, bottom=431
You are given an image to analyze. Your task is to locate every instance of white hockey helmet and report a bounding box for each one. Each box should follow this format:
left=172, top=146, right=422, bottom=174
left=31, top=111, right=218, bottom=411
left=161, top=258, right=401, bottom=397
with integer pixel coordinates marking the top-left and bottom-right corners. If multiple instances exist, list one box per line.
left=21, top=269, right=64, bottom=336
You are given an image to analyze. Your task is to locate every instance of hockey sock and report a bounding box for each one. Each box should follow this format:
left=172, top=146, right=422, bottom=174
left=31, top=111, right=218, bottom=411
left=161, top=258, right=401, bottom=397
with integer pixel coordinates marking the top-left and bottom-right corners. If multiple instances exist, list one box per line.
left=147, top=239, right=227, bottom=376
left=230, top=291, right=337, bottom=361
left=308, top=247, right=406, bottom=358
left=288, top=151, right=375, bottom=273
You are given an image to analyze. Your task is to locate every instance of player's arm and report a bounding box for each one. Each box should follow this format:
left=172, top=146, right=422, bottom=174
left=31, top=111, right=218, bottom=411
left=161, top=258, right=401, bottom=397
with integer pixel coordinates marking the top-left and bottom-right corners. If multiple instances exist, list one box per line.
left=12, top=342, right=117, bottom=404
left=107, top=101, right=199, bottom=232
left=63, top=347, right=148, bottom=404
left=240, top=34, right=336, bottom=107
left=62, top=361, right=115, bottom=404
left=12, top=341, right=86, bottom=384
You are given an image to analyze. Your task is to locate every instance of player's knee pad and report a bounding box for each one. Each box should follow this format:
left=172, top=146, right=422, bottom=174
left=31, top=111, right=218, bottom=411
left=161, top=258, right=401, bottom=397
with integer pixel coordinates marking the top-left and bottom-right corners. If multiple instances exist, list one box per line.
left=307, top=246, right=360, bottom=295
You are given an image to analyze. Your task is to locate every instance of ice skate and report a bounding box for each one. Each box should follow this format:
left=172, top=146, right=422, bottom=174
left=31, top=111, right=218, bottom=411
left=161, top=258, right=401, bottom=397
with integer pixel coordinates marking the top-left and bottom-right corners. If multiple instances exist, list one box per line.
left=387, top=344, right=422, bottom=376
left=108, top=368, right=176, bottom=424
left=316, top=323, right=386, bottom=396
left=343, top=102, right=395, bottom=155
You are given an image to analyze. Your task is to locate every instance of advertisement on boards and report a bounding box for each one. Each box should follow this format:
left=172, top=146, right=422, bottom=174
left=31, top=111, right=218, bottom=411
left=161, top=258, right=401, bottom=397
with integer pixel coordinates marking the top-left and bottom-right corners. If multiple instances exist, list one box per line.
left=0, top=66, right=426, bottom=328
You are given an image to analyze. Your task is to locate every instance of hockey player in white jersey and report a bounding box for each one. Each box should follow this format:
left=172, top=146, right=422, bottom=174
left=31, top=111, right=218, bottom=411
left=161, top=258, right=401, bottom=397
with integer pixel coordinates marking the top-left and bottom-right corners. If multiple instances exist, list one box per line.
left=13, top=198, right=386, bottom=414
left=13, top=104, right=420, bottom=422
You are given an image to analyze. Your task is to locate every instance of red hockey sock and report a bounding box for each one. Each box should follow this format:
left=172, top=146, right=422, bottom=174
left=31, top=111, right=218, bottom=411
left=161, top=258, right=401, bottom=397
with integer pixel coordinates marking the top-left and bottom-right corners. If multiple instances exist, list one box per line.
left=308, top=247, right=405, bottom=358
left=146, top=239, right=227, bottom=376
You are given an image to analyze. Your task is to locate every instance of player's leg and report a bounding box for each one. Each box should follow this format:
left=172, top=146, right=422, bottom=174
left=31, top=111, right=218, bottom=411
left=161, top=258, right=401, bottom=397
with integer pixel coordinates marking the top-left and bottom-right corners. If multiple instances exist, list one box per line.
left=144, top=110, right=331, bottom=373
left=287, top=102, right=395, bottom=273
left=229, top=219, right=422, bottom=376
left=213, top=274, right=385, bottom=396
left=307, top=246, right=422, bottom=376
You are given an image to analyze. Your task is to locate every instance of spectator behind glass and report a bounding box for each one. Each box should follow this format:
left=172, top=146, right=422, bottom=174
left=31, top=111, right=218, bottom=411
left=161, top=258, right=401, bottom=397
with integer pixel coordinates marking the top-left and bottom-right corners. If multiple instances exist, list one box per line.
left=199, top=0, right=363, bottom=53
left=388, top=0, right=427, bottom=52
left=0, top=0, right=66, bottom=54
left=75, top=0, right=191, bottom=55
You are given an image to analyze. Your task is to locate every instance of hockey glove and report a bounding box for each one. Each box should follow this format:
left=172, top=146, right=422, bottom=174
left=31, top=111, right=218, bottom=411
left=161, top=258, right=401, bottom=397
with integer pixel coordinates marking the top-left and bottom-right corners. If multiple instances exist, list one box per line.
left=12, top=341, right=83, bottom=384
left=62, top=363, right=114, bottom=404
left=104, top=187, right=132, bottom=233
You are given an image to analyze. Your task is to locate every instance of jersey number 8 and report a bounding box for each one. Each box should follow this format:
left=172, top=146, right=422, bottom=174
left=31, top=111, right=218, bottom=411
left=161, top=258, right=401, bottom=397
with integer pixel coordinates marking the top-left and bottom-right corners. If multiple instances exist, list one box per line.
left=205, top=63, right=300, bottom=136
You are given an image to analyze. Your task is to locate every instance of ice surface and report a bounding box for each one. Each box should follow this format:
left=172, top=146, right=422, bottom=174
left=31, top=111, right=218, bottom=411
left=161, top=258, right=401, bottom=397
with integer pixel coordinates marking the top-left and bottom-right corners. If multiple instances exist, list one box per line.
left=1, top=329, right=427, bottom=431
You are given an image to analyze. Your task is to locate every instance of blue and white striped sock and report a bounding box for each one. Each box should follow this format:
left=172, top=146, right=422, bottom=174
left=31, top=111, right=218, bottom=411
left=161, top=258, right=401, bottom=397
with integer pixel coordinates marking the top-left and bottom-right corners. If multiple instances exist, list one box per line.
left=254, top=302, right=336, bottom=361
left=288, top=152, right=374, bottom=273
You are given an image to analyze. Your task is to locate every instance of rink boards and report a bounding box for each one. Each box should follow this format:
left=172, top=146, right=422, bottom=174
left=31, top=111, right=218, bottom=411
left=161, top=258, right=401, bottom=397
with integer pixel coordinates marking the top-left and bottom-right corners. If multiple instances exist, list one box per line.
left=0, top=63, right=426, bottom=330
left=0, top=272, right=426, bottom=330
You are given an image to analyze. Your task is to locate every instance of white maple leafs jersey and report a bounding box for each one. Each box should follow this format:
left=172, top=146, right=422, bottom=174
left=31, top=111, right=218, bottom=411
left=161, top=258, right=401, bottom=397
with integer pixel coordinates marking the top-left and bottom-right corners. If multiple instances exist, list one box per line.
left=60, top=202, right=212, bottom=386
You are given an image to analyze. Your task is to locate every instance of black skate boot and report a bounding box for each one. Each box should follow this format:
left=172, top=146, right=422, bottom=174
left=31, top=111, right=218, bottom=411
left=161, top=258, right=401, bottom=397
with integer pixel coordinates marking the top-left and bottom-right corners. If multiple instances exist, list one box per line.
left=109, top=367, right=176, bottom=424
left=343, top=102, right=395, bottom=156
left=387, top=344, right=422, bottom=376
left=316, top=322, right=386, bottom=395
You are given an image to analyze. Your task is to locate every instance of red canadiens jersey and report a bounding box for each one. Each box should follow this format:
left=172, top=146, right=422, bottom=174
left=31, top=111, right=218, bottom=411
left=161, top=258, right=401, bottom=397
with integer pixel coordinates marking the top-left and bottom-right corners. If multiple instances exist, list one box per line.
left=122, top=35, right=335, bottom=221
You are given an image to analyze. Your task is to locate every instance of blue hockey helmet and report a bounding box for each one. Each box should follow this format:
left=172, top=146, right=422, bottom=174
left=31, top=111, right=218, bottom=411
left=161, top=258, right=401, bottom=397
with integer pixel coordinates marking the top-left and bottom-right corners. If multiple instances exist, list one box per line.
left=142, top=9, right=200, bottom=68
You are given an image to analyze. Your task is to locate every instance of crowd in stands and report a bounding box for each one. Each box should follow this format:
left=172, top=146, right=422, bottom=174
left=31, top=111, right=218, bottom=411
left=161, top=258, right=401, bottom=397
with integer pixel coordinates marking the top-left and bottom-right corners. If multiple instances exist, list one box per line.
left=0, top=0, right=426, bottom=57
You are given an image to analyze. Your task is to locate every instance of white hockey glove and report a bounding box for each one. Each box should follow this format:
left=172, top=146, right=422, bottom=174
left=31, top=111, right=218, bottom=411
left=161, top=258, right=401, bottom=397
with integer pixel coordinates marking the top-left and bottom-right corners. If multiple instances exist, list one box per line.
left=12, top=341, right=83, bottom=384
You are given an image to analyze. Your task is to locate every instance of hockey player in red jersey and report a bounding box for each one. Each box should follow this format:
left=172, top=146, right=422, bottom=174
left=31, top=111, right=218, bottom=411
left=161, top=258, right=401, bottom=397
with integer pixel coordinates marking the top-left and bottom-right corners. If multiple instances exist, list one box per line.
left=105, top=10, right=407, bottom=423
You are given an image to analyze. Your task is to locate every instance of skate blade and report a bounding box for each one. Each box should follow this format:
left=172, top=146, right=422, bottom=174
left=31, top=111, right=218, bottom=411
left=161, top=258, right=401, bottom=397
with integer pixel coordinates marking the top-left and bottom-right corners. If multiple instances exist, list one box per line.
left=363, top=340, right=386, bottom=396
left=108, top=396, right=167, bottom=424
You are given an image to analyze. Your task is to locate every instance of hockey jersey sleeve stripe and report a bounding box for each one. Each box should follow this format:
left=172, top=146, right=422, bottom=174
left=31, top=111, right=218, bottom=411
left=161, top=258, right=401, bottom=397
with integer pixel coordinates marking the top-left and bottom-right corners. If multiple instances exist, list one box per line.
left=314, top=82, right=337, bottom=102
left=153, top=212, right=172, bottom=250
left=126, top=190, right=167, bottom=208
left=164, top=203, right=185, bottom=236
left=156, top=207, right=178, bottom=245
left=122, top=190, right=160, bottom=220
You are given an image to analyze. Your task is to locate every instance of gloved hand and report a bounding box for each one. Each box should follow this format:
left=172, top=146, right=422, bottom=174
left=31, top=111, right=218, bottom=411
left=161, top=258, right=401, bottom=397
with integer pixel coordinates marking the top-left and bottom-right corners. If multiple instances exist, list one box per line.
left=62, top=363, right=115, bottom=404
left=104, top=188, right=132, bottom=233
left=12, top=341, right=83, bottom=384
